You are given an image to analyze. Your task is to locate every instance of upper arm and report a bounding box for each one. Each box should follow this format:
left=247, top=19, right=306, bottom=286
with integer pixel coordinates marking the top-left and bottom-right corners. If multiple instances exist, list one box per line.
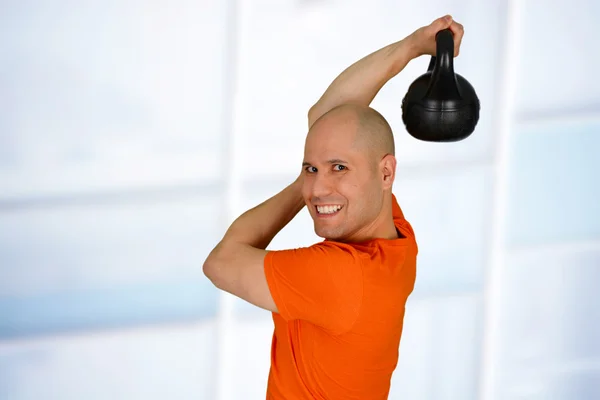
left=204, top=241, right=364, bottom=334
left=203, top=241, right=278, bottom=313
left=308, top=103, right=332, bottom=129
left=308, top=106, right=320, bottom=129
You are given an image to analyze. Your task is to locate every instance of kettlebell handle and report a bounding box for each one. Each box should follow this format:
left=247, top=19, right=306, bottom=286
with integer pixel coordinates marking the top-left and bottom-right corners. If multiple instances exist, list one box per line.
left=426, top=29, right=455, bottom=74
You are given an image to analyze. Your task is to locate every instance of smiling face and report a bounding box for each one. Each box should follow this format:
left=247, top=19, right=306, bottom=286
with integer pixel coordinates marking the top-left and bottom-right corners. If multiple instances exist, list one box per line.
left=301, top=105, right=396, bottom=242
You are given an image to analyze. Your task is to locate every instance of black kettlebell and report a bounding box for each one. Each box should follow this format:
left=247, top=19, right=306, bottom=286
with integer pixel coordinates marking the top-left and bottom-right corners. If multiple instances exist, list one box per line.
left=401, top=29, right=480, bottom=142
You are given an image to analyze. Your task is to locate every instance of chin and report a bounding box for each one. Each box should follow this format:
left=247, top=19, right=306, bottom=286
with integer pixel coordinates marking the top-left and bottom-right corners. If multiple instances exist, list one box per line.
left=310, top=211, right=350, bottom=240
left=314, top=225, right=344, bottom=241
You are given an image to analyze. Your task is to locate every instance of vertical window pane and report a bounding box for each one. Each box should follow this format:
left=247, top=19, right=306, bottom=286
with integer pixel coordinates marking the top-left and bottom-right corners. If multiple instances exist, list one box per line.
left=496, top=247, right=600, bottom=399
left=515, top=0, right=600, bottom=115
left=397, top=165, right=493, bottom=295
left=229, top=317, right=274, bottom=399
left=507, top=120, right=600, bottom=247
left=390, top=294, right=482, bottom=400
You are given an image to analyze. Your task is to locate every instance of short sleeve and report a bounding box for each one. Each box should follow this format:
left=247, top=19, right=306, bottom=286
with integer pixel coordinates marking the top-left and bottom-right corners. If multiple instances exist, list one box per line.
left=391, top=193, right=406, bottom=222
left=264, top=242, right=363, bottom=335
left=392, top=193, right=417, bottom=242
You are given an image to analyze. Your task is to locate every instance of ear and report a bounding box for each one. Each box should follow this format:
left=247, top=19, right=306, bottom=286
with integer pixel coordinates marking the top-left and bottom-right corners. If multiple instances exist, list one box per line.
left=379, top=154, right=396, bottom=190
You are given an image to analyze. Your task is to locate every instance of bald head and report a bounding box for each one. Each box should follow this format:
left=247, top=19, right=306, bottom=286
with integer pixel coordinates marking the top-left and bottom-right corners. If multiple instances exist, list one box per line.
left=310, top=104, right=395, bottom=160
left=302, top=104, right=398, bottom=241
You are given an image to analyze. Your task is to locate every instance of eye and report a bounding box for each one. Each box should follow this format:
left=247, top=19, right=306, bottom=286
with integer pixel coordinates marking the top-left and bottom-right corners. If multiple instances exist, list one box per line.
left=304, top=166, right=317, bottom=173
left=333, top=164, right=347, bottom=171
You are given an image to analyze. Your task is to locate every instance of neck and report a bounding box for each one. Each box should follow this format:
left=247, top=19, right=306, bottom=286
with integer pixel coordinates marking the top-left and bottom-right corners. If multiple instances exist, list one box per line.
left=371, top=194, right=398, bottom=240
left=341, top=192, right=398, bottom=242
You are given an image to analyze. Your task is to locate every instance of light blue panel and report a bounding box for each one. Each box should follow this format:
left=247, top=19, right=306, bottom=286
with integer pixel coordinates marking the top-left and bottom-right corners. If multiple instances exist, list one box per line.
left=0, top=193, right=221, bottom=338
left=230, top=316, right=276, bottom=399
left=0, top=321, right=217, bottom=400
left=396, top=165, right=493, bottom=296
left=549, top=370, right=600, bottom=400
left=0, top=0, right=228, bottom=197
left=390, top=293, right=483, bottom=400
left=515, top=0, right=600, bottom=115
left=501, top=370, right=600, bottom=400
left=507, top=120, right=600, bottom=247
left=496, top=247, right=600, bottom=399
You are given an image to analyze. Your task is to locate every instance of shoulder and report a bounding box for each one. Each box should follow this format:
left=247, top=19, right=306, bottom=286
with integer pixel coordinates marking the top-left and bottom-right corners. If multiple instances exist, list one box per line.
left=391, top=193, right=418, bottom=251
left=265, top=240, right=363, bottom=269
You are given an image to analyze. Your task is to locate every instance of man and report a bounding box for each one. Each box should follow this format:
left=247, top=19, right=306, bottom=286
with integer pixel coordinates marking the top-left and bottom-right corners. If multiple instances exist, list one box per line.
left=204, top=15, right=464, bottom=400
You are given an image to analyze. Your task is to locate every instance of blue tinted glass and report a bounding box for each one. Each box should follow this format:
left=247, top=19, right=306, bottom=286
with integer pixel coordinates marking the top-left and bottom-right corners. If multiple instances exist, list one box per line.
left=507, top=120, right=600, bottom=247
left=497, top=247, right=600, bottom=398
left=390, top=294, right=482, bottom=400
left=551, top=370, right=600, bottom=400
left=0, top=323, right=217, bottom=399
left=397, top=165, right=493, bottom=296
left=0, top=194, right=222, bottom=338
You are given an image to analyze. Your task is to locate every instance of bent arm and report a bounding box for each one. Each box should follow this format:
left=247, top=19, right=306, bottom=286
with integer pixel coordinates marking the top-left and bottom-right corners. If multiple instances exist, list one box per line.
left=307, top=38, right=418, bottom=128
left=308, top=15, right=462, bottom=128
left=203, top=177, right=305, bottom=312
left=212, top=177, right=305, bottom=250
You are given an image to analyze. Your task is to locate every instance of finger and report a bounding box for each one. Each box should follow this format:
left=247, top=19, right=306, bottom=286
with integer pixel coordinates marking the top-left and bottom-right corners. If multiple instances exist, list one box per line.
left=429, top=14, right=453, bottom=33
left=448, top=21, right=464, bottom=37
left=450, top=22, right=464, bottom=56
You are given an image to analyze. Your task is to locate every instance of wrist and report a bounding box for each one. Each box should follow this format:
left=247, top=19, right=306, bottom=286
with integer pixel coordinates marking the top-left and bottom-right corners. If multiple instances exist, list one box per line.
left=388, top=38, right=419, bottom=76
left=399, top=36, right=421, bottom=60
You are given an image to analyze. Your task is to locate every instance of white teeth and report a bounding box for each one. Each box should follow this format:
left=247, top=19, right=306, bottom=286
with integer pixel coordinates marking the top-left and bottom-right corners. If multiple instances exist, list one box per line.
left=316, top=205, right=342, bottom=214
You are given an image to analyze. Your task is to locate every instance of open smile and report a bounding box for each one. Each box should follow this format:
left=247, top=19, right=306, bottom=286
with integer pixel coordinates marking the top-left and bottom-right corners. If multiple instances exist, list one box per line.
left=315, top=204, right=343, bottom=217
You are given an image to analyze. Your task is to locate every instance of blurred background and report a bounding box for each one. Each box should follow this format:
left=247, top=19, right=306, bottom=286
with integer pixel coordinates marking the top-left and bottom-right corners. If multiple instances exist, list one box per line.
left=0, top=0, right=598, bottom=399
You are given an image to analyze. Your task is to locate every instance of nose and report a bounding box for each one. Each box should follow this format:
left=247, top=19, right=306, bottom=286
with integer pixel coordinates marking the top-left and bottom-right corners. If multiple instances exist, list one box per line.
left=311, top=171, right=334, bottom=201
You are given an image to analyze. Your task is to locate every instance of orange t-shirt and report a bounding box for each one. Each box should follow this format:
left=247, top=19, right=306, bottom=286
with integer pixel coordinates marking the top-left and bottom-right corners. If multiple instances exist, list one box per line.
left=263, top=194, right=418, bottom=400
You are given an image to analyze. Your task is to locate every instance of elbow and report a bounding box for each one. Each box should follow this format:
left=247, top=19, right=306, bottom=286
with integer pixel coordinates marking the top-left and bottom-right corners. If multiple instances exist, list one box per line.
left=203, top=240, right=243, bottom=291
left=202, top=258, right=215, bottom=281
left=204, top=240, right=221, bottom=278
left=307, top=104, right=321, bottom=128
left=203, top=251, right=223, bottom=288
left=203, top=241, right=234, bottom=290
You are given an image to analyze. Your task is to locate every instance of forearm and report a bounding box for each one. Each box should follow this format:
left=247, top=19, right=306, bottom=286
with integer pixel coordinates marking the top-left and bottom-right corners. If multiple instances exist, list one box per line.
left=216, top=177, right=305, bottom=250
left=308, top=37, right=418, bottom=124
left=203, top=178, right=305, bottom=305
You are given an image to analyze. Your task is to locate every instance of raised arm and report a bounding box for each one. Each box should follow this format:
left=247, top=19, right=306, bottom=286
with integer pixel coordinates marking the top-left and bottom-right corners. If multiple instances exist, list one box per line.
left=307, top=14, right=464, bottom=128
left=204, top=14, right=464, bottom=314
left=203, top=177, right=305, bottom=313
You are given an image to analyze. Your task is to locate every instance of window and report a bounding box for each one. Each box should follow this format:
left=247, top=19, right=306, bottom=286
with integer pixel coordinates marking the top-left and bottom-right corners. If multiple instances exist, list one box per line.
left=514, top=0, right=600, bottom=117
left=496, top=247, right=600, bottom=399
left=506, top=120, right=600, bottom=248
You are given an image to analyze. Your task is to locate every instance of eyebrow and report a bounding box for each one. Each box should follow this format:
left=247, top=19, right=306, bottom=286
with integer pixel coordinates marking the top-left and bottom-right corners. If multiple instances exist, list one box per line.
left=302, top=159, right=349, bottom=166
